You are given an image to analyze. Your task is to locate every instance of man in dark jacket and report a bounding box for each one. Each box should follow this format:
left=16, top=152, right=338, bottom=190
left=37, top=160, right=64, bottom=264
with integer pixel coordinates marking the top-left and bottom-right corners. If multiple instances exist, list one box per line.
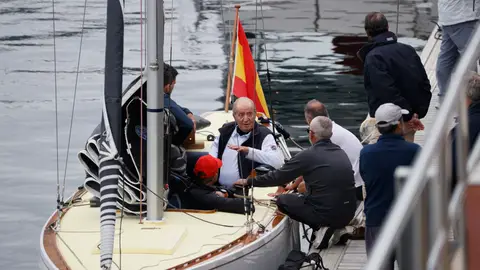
left=186, top=154, right=251, bottom=214
left=360, top=103, right=421, bottom=270
left=451, top=72, right=480, bottom=191
left=358, top=12, right=432, bottom=142
left=234, top=116, right=356, bottom=231
left=164, top=64, right=195, bottom=146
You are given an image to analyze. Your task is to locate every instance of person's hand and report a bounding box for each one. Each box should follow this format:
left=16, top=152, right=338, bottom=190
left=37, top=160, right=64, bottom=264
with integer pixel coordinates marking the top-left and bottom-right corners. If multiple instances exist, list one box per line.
left=268, top=186, right=285, bottom=197
left=407, top=113, right=424, bottom=131
left=285, top=181, right=299, bottom=191
left=215, top=191, right=227, bottom=197
left=228, top=145, right=250, bottom=154
left=234, top=178, right=248, bottom=186
left=297, top=181, right=306, bottom=193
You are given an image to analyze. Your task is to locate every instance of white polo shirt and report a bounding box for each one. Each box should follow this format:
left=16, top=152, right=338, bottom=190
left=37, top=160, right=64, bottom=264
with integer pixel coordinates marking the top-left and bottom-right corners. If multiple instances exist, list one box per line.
left=331, top=121, right=364, bottom=187
left=209, top=128, right=284, bottom=188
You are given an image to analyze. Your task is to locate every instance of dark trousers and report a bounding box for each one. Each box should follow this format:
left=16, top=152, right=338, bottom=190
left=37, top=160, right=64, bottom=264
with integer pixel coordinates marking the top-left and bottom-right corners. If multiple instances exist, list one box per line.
left=276, top=193, right=328, bottom=230
left=365, top=226, right=396, bottom=270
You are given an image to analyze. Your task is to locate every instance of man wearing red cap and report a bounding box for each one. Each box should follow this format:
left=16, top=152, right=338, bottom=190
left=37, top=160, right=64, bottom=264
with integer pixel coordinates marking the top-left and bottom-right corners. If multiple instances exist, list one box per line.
left=187, top=155, right=252, bottom=214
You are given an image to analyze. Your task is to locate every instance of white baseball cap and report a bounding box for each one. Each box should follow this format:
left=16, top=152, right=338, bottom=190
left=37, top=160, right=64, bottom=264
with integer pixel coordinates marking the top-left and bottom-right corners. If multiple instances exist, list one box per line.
left=375, top=103, right=409, bottom=127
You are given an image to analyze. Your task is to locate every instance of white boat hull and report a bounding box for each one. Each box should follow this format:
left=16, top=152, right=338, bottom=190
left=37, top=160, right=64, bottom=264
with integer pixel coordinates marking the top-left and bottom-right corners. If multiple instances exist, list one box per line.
left=192, top=219, right=300, bottom=270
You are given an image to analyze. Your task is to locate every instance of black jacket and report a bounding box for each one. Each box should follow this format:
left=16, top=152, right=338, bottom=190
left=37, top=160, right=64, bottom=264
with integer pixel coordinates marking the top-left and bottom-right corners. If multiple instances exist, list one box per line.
left=451, top=102, right=480, bottom=191
left=186, top=181, right=249, bottom=214
left=247, top=140, right=356, bottom=224
left=358, top=31, right=432, bottom=121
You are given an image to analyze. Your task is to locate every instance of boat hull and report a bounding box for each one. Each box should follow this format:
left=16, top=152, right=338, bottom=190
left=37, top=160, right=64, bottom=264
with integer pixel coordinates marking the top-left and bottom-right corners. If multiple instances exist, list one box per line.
left=191, top=219, right=300, bottom=270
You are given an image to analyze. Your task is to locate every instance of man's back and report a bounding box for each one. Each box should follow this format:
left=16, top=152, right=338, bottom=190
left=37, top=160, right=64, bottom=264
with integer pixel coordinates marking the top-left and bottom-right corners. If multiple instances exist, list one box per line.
left=299, top=140, right=356, bottom=222
left=359, top=31, right=431, bottom=120
left=360, top=134, right=420, bottom=227
left=331, top=122, right=364, bottom=187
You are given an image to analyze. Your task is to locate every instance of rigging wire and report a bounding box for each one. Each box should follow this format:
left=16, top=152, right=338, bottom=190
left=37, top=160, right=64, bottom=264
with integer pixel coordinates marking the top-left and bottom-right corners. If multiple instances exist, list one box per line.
left=248, top=0, right=262, bottom=233
left=220, top=0, right=227, bottom=37
left=118, top=170, right=126, bottom=270
left=55, top=230, right=89, bottom=270
left=60, top=0, right=89, bottom=204
left=259, top=0, right=277, bottom=140
left=395, top=0, right=400, bottom=35
left=51, top=0, right=61, bottom=229
left=169, top=0, right=174, bottom=65
left=139, top=0, right=145, bottom=223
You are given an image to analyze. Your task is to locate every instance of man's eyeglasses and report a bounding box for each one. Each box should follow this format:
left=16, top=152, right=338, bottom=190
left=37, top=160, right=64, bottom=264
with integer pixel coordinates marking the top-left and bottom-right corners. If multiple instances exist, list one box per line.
left=306, top=127, right=310, bottom=134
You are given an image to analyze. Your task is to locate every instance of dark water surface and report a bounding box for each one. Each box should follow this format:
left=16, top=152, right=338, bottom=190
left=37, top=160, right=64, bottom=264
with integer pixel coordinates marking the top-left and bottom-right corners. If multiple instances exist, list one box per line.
left=0, top=0, right=436, bottom=268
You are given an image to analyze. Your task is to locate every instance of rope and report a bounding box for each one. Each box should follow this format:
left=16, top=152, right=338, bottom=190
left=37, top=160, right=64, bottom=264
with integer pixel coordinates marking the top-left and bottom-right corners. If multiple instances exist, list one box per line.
left=60, top=0, right=89, bottom=203
left=51, top=0, right=61, bottom=229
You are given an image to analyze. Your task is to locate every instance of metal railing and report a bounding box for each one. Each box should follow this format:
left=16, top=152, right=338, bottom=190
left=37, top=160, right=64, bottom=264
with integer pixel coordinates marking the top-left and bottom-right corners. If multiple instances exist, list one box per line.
left=365, top=24, right=480, bottom=270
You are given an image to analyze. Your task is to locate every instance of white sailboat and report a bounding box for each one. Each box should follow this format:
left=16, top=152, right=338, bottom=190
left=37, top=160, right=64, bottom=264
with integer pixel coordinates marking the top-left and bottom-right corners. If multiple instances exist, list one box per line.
left=40, top=1, right=300, bottom=269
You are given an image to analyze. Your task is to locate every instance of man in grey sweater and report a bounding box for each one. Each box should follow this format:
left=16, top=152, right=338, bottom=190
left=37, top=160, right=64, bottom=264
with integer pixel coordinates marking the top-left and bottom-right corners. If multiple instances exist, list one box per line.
left=437, top=0, right=480, bottom=108
left=234, top=116, right=356, bottom=230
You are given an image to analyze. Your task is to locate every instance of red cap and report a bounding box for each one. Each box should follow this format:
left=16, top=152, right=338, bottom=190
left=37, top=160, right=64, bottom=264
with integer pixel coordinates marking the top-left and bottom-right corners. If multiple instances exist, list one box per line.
left=193, top=155, right=223, bottom=179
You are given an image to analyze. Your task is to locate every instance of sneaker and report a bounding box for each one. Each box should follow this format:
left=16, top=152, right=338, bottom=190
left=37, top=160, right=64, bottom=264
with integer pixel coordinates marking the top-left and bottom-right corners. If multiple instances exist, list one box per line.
left=330, top=228, right=350, bottom=246
left=350, top=226, right=365, bottom=240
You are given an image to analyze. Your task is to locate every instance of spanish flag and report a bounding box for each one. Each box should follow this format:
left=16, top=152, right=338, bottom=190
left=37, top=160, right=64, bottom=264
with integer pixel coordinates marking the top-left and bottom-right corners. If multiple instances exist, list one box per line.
left=232, top=21, right=271, bottom=118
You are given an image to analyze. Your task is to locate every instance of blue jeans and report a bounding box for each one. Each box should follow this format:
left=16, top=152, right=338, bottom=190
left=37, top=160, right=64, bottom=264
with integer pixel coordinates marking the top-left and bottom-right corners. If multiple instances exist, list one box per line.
left=436, top=20, right=478, bottom=97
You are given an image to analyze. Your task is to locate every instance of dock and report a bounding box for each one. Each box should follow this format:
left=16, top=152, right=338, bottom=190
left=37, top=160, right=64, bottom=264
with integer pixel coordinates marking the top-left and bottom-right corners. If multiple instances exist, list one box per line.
left=315, top=26, right=444, bottom=270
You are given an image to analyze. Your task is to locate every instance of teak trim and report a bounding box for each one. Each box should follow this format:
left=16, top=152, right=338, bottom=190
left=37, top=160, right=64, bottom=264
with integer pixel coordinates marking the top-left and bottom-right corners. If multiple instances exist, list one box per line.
left=42, top=188, right=85, bottom=270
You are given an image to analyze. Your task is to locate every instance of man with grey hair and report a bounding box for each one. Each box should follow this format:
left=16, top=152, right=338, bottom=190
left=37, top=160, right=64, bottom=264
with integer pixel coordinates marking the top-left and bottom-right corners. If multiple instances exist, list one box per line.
left=209, top=97, right=284, bottom=188
left=234, top=116, right=357, bottom=235
left=299, top=99, right=366, bottom=243
left=451, top=72, right=480, bottom=190
left=302, top=100, right=364, bottom=197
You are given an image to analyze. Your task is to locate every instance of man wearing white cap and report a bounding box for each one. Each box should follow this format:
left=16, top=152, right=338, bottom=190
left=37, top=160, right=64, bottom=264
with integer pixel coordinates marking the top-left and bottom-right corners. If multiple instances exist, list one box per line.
left=359, top=103, right=421, bottom=270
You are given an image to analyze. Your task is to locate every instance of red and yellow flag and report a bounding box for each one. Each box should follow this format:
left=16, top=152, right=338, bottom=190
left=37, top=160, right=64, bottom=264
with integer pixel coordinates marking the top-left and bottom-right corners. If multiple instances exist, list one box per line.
left=232, top=20, right=270, bottom=118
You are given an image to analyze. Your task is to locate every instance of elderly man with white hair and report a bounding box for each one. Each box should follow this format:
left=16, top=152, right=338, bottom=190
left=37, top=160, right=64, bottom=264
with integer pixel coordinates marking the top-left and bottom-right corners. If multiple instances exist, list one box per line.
left=451, top=72, right=480, bottom=191
left=209, top=97, right=284, bottom=188
left=234, top=116, right=357, bottom=233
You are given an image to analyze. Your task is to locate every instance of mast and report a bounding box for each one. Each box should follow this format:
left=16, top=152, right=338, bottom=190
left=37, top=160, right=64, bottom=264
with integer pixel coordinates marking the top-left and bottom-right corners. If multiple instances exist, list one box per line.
left=99, top=0, right=123, bottom=268
left=146, top=0, right=165, bottom=220
left=224, top=5, right=240, bottom=112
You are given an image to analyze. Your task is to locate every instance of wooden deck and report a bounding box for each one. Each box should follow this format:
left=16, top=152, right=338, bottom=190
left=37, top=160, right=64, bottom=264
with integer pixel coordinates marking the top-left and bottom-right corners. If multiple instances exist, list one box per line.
left=315, top=27, right=443, bottom=270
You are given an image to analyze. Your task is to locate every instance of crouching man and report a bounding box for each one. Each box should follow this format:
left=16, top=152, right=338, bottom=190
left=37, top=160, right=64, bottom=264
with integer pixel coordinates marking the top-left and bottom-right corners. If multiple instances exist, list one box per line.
left=187, top=155, right=253, bottom=214
left=234, top=116, right=356, bottom=231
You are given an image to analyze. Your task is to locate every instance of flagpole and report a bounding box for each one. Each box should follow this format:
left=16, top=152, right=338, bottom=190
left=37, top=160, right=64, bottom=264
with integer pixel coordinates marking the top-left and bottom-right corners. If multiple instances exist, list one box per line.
left=224, top=5, right=241, bottom=112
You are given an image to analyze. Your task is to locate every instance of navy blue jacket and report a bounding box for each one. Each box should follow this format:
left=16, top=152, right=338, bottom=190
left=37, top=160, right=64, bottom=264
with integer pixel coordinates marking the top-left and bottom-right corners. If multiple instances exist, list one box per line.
left=360, top=134, right=420, bottom=227
left=164, top=93, right=194, bottom=146
left=358, top=31, right=432, bottom=121
left=451, top=102, right=480, bottom=190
